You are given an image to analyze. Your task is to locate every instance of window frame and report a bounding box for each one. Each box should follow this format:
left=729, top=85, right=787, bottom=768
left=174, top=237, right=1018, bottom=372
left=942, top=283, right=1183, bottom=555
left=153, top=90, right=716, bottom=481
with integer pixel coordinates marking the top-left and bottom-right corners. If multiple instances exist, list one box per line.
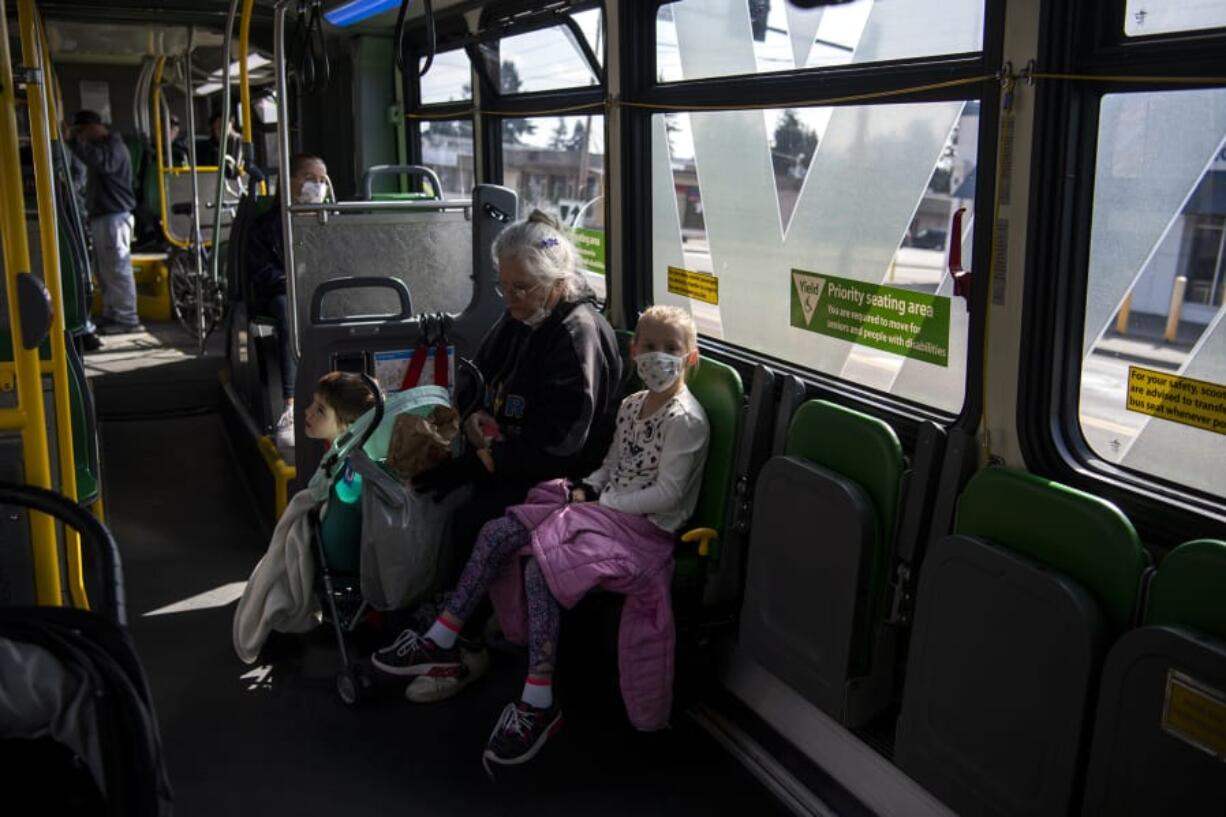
left=1020, top=0, right=1226, bottom=544
left=623, top=0, right=1007, bottom=431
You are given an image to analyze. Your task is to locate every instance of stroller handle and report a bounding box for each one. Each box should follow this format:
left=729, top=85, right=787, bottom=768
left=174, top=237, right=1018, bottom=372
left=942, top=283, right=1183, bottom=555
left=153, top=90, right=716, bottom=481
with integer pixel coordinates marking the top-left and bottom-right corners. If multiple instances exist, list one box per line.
left=0, top=482, right=127, bottom=627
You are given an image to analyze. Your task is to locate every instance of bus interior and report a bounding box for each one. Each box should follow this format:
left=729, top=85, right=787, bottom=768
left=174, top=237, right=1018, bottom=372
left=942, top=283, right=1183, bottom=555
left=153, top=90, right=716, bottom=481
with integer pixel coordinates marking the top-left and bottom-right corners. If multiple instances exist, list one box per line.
left=2, top=0, right=1225, bottom=815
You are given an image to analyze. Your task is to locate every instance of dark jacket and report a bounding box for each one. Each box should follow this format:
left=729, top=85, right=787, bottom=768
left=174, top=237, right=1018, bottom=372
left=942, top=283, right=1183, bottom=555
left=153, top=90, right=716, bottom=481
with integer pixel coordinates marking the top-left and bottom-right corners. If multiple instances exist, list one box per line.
left=69, top=130, right=135, bottom=218
left=246, top=205, right=285, bottom=303
left=477, top=289, right=622, bottom=487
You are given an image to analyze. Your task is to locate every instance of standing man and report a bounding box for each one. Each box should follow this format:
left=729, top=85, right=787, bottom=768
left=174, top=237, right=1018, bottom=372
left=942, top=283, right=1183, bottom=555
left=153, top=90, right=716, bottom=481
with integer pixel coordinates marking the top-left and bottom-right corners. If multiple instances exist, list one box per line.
left=68, top=110, right=142, bottom=335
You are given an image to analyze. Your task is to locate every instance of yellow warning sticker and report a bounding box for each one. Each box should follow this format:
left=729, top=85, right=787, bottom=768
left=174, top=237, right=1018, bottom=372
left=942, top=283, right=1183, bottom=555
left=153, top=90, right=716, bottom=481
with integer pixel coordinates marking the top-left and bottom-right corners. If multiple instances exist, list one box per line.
left=1163, top=670, right=1226, bottom=761
left=1126, top=366, right=1226, bottom=436
left=667, top=266, right=719, bottom=305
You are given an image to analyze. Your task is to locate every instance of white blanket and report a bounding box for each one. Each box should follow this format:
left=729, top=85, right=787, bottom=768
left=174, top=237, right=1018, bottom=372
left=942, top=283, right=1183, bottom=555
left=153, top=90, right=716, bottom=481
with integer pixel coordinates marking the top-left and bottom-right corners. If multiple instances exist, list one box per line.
left=232, top=490, right=321, bottom=663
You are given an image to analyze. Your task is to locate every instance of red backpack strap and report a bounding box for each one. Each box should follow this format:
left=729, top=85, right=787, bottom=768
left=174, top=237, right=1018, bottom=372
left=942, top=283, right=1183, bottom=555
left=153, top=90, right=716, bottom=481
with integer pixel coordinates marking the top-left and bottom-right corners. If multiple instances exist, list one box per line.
left=433, top=340, right=449, bottom=389
left=400, top=339, right=430, bottom=390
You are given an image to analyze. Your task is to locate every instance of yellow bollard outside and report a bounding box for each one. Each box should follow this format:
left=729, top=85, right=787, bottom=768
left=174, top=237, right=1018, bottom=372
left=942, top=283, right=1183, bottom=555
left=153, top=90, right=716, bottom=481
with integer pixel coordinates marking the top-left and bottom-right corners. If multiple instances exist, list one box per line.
left=1116, top=291, right=1132, bottom=335
left=1164, top=276, right=1187, bottom=343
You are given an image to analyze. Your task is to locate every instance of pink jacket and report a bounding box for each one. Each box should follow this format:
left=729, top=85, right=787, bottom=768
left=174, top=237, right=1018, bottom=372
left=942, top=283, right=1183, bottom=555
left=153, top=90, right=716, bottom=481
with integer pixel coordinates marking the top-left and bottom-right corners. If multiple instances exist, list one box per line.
left=489, top=480, right=677, bottom=731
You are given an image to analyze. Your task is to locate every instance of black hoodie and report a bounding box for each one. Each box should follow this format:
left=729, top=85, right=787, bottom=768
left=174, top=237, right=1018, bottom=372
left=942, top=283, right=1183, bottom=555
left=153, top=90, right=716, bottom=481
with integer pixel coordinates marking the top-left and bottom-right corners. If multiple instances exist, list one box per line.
left=476, top=287, right=622, bottom=487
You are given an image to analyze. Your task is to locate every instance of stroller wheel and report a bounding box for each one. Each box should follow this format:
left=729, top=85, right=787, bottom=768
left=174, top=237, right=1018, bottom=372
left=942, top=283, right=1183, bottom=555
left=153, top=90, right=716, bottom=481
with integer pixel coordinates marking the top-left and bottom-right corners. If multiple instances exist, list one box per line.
left=336, top=669, right=363, bottom=706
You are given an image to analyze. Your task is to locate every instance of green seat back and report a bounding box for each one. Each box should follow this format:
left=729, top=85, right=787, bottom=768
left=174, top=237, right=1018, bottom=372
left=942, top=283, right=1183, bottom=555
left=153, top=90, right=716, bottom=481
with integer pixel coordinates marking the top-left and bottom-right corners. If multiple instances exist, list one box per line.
left=1147, top=539, right=1226, bottom=640
left=57, top=216, right=87, bottom=333
left=785, top=399, right=905, bottom=672
left=955, top=467, right=1146, bottom=634
left=685, top=356, right=743, bottom=547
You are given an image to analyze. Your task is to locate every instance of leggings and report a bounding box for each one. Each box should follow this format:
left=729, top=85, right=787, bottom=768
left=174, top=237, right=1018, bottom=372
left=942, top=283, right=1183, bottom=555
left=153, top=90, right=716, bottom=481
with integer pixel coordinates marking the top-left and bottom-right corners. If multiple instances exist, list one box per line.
left=444, top=515, right=559, bottom=675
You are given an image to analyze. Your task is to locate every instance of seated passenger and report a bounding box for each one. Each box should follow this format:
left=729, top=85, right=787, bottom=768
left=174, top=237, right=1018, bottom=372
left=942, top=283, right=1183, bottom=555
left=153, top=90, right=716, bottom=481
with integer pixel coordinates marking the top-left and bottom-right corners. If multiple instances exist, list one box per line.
left=232, top=370, right=375, bottom=663
left=246, top=152, right=329, bottom=446
left=397, top=210, right=622, bottom=684
left=372, top=306, right=710, bottom=770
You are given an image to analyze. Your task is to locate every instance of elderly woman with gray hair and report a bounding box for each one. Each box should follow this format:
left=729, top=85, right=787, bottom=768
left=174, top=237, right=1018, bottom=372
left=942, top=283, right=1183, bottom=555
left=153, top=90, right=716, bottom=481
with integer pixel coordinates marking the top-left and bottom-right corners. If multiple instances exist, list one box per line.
left=394, top=211, right=622, bottom=676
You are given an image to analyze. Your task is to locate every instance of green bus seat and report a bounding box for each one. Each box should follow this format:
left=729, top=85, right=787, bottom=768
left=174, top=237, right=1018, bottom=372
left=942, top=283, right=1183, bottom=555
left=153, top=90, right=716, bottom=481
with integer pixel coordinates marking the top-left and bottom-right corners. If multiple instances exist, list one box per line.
left=896, top=467, right=1146, bottom=817
left=739, top=399, right=905, bottom=726
left=1082, top=539, right=1226, bottom=816
left=606, top=332, right=744, bottom=605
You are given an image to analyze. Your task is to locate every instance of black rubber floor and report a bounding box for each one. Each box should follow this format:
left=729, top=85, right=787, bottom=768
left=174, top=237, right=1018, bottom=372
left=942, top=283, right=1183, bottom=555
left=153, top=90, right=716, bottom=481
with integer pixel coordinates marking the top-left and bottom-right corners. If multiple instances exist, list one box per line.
left=94, top=326, right=792, bottom=816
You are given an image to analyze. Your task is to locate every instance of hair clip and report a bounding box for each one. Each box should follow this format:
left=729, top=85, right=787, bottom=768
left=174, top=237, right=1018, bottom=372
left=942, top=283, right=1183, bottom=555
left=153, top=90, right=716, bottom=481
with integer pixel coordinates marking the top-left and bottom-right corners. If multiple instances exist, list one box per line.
left=537, top=237, right=560, bottom=249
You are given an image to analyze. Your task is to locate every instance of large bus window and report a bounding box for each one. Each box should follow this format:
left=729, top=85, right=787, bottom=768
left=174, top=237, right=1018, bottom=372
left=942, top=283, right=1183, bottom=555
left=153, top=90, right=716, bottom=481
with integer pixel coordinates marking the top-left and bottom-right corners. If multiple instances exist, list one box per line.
left=419, top=49, right=472, bottom=105
left=656, top=0, right=983, bottom=83
left=652, top=101, right=977, bottom=413
left=421, top=118, right=474, bottom=198
left=502, top=115, right=606, bottom=298
left=1124, top=1, right=1226, bottom=37
left=1078, top=88, right=1226, bottom=498
left=496, top=23, right=600, bottom=95
left=652, top=101, right=978, bottom=414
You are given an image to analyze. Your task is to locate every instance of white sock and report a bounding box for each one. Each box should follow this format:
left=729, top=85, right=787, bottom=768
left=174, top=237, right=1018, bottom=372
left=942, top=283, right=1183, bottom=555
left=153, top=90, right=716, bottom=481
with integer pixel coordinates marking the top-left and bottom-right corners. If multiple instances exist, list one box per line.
left=424, top=617, right=459, bottom=649
left=521, top=676, right=553, bottom=709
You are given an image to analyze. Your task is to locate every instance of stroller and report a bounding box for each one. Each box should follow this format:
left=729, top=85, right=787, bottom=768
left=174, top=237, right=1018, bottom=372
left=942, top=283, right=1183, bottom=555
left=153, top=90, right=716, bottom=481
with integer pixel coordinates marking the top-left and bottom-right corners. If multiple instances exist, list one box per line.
left=0, top=483, right=173, bottom=816
left=306, top=318, right=482, bottom=705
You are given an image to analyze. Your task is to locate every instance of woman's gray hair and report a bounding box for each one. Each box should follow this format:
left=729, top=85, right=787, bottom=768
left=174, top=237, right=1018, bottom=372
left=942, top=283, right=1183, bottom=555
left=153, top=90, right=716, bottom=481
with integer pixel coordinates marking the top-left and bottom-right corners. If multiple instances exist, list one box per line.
left=491, top=209, right=586, bottom=298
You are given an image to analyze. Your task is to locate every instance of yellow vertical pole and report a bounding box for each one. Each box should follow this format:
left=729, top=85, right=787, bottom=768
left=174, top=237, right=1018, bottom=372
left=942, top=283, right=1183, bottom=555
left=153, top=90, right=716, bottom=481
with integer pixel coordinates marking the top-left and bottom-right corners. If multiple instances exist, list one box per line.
left=0, top=0, right=63, bottom=606
left=19, top=0, right=89, bottom=610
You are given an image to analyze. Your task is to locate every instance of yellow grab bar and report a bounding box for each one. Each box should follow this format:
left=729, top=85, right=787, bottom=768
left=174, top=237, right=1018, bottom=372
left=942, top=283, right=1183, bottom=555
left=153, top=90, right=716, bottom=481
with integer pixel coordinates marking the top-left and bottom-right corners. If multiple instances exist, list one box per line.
left=19, top=0, right=89, bottom=611
left=0, top=0, right=63, bottom=606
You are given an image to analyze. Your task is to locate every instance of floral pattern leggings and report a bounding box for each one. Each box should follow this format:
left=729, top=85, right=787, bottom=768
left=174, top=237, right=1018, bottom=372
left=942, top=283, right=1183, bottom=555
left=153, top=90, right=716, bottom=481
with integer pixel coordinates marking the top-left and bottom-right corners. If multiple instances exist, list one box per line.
left=443, top=515, right=559, bottom=675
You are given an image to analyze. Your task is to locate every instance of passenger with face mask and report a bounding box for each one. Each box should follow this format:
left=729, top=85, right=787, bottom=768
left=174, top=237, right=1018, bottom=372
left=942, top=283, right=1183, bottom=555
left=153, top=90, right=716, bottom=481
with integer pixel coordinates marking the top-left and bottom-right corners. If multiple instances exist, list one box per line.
left=379, top=211, right=622, bottom=688
left=373, top=305, right=708, bottom=769
left=246, top=152, right=330, bottom=447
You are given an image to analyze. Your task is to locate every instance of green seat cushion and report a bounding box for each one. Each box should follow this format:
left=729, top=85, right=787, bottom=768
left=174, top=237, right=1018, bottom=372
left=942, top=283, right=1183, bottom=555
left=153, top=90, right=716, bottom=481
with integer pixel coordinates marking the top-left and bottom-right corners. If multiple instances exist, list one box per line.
left=955, top=467, right=1146, bottom=635
left=685, top=356, right=743, bottom=545
left=785, top=400, right=905, bottom=551
left=1147, top=539, right=1226, bottom=640
left=785, top=399, right=905, bottom=673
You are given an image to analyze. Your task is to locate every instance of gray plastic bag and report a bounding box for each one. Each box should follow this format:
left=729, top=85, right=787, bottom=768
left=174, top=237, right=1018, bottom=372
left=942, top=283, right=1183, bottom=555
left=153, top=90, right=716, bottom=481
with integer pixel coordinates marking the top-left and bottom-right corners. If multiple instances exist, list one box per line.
left=349, top=448, right=468, bottom=611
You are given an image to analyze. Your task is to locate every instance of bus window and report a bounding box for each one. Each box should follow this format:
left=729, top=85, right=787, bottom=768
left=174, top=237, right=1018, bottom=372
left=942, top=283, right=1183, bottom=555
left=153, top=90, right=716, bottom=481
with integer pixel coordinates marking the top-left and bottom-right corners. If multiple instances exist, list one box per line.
left=502, top=115, right=607, bottom=298
left=657, top=0, right=983, bottom=84
left=652, top=101, right=978, bottom=414
left=495, top=22, right=599, bottom=95
left=418, top=48, right=472, bottom=105
left=1124, top=1, right=1226, bottom=37
left=1078, top=88, right=1226, bottom=499
left=421, top=119, right=474, bottom=199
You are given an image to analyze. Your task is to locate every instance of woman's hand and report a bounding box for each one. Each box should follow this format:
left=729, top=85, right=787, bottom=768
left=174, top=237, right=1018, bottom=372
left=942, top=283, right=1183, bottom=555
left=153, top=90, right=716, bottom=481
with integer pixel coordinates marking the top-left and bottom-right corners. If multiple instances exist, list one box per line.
left=464, top=410, right=499, bottom=449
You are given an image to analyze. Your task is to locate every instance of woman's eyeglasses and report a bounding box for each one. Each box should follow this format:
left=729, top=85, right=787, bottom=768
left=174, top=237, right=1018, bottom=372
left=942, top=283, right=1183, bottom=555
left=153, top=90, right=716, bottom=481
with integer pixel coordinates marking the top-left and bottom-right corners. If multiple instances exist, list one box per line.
left=494, top=280, right=542, bottom=301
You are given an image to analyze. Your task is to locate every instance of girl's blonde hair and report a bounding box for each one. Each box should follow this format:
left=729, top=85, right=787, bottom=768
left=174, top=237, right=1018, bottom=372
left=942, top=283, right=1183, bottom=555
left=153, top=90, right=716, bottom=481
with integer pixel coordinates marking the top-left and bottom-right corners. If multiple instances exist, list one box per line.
left=635, top=305, right=698, bottom=351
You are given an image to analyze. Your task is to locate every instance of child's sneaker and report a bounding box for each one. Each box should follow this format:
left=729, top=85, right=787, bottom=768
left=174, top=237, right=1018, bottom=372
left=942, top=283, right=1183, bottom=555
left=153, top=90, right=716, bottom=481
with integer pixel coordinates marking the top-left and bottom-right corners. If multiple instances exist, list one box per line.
left=370, top=628, right=461, bottom=677
left=482, top=700, right=563, bottom=770
left=404, top=644, right=490, bottom=703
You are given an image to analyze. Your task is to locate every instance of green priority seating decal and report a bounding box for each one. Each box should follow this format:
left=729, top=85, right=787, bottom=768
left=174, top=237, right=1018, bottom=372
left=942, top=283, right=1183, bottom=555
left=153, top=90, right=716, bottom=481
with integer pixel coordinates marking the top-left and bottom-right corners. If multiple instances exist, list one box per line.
left=790, top=269, right=951, bottom=367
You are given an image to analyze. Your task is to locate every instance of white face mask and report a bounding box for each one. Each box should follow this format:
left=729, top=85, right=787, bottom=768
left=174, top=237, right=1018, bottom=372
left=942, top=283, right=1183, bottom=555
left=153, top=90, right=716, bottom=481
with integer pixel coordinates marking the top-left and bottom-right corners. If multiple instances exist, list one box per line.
left=636, top=351, right=685, bottom=393
left=520, top=306, right=551, bottom=329
left=296, top=180, right=326, bottom=204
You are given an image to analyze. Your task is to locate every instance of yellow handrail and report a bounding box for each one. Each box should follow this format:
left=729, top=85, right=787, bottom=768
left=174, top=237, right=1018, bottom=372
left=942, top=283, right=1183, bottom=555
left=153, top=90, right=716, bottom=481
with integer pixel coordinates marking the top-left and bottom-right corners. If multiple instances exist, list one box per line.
left=240, top=0, right=255, bottom=146
left=151, top=56, right=189, bottom=249
left=0, top=0, right=63, bottom=606
left=19, top=0, right=89, bottom=610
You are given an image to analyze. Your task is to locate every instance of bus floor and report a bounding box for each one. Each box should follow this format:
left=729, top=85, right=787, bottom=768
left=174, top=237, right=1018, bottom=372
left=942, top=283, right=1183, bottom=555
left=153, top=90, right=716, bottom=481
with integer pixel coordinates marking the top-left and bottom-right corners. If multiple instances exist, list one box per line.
left=89, top=321, right=796, bottom=816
